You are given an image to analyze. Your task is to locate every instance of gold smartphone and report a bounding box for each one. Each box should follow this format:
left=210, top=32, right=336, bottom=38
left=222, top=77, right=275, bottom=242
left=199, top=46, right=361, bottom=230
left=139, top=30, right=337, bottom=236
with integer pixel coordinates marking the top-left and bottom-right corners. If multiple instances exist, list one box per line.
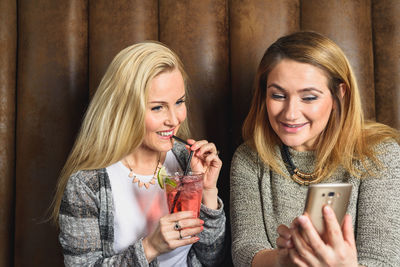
left=304, top=183, right=352, bottom=235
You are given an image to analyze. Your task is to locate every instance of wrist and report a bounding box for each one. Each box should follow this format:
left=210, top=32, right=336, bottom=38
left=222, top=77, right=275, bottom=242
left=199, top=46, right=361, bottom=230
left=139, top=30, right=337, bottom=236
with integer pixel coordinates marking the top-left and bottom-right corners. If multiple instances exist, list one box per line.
left=202, top=188, right=218, bottom=209
left=142, top=237, right=159, bottom=262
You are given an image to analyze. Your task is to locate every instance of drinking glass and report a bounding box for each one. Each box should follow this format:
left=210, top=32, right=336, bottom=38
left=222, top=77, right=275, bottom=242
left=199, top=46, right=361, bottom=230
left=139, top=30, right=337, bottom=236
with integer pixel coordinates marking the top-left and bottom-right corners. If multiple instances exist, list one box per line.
left=164, top=171, right=203, bottom=217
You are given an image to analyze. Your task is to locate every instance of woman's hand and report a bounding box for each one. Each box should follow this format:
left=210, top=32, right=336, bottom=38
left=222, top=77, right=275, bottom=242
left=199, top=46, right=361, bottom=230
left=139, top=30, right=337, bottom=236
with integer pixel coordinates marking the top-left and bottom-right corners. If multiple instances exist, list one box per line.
left=142, top=211, right=204, bottom=262
left=288, top=206, right=358, bottom=267
left=187, top=139, right=222, bottom=209
left=276, top=224, right=297, bottom=267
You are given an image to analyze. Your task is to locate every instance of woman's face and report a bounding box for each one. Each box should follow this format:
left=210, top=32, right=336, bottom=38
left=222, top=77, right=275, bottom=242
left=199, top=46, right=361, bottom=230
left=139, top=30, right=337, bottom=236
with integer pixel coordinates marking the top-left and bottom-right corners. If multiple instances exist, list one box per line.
left=266, top=59, right=334, bottom=151
left=141, top=68, right=187, bottom=152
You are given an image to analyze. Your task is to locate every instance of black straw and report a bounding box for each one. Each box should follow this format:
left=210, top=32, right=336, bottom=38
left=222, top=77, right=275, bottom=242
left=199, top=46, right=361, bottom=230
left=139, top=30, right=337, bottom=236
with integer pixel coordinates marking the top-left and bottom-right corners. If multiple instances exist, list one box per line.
left=172, top=135, right=191, bottom=147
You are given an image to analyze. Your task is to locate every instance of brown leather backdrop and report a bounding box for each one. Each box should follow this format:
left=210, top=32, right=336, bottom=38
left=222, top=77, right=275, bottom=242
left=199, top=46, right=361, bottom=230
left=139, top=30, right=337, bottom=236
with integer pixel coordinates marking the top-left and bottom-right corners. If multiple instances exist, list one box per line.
left=1, top=0, right=399, bottom=266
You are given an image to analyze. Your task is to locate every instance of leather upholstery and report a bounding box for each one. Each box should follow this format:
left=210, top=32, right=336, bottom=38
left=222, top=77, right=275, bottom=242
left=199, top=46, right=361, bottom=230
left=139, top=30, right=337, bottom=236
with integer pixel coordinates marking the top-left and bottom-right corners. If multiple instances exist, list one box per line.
left=1, top=1, right=399, bottom=265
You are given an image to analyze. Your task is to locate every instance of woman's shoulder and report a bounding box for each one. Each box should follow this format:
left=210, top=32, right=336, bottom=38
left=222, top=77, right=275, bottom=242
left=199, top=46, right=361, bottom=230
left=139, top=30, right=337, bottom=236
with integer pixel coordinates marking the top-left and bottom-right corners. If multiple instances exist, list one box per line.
left=373, top=138, right=399, bottom=150
left=232, top=142, right=261, bottom=166
left=67, top=168, right=107, bottom=195
left=234, top=141, right=255, bottom=155
left=371, top=139, right=400, bottom=163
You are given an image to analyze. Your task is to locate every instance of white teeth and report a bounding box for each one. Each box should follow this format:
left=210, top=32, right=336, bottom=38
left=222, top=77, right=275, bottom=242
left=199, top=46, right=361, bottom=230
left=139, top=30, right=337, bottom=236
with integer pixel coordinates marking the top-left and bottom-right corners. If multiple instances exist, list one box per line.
left=158, top=131, right=173, bottom=136
left=285, top=123, right=305, bottom=128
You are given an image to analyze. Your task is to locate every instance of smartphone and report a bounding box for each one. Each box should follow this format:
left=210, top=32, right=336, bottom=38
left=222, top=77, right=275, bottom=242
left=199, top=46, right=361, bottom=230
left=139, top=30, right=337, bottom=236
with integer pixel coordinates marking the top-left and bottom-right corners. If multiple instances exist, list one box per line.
left=303, top=183, right=352, bottom=235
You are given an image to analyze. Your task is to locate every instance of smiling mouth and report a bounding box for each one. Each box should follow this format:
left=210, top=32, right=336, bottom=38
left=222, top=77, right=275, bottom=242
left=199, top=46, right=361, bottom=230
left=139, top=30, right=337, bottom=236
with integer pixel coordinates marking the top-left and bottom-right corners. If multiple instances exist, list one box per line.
left=157, top=130, right=174, bottom=137
left=281, top=122, right=308, bottom=128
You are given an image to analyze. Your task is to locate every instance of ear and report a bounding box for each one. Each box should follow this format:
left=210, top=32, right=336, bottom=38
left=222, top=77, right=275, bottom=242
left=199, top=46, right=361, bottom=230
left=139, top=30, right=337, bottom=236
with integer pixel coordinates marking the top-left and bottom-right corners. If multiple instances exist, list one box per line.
left=332, top=83, right=346, bottom=110
left=338, top=83, right=346, bottom=99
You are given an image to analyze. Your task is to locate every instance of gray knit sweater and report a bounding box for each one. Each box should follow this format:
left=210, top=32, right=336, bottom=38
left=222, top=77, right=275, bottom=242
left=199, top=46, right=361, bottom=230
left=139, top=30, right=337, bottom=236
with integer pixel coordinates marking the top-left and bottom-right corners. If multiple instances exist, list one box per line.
left=230, top=140, right=400, bottom=267
left=59, top=142, right=226, bottom=266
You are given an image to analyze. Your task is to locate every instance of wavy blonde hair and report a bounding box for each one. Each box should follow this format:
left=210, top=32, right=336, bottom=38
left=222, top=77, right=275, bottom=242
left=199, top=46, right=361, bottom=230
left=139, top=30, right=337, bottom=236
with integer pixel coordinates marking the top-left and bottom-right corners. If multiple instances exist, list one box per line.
left=51, top=41, right=190, bottom=223
left=243, top=31, right=399, bottom=179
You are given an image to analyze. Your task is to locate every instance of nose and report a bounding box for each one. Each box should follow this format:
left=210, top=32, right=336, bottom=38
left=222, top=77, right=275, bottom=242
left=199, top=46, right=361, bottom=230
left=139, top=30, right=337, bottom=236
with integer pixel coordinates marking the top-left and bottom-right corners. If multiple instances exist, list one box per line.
left=283, top=97, right=300, bottom=121
left=165, top=108, right=179, bottom=126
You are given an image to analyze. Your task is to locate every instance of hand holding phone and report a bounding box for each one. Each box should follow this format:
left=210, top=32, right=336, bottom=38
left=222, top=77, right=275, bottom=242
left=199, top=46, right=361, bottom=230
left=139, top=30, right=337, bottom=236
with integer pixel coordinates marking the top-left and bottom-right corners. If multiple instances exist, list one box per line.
left=303, top=183, right=352, bottom=235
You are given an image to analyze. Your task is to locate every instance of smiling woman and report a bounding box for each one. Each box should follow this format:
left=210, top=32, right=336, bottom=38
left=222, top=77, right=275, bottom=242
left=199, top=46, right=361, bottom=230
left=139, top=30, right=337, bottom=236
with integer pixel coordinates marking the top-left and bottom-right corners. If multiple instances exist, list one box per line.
left=265, top=59, right=335, bottom=151
left=142, top=69, right=187, bottom=153
left=230, top=31, right=400, bottom=267
left=50, top=42, right=225, bottom=266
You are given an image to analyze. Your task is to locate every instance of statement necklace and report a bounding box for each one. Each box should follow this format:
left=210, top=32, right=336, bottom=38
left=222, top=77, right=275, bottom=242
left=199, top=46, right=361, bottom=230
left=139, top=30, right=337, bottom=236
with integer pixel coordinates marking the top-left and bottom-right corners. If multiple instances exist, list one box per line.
left=281, top=144, right=323, bottom=186
left=124, top=153, right=162, bottom=189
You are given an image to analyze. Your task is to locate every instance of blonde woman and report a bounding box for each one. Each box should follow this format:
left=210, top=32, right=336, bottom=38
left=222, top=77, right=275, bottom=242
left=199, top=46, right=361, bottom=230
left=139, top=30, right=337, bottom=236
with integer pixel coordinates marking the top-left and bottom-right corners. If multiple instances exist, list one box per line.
left=230, top=31, right=400, bottom=266
left=51, top=42, right=225, bottom=266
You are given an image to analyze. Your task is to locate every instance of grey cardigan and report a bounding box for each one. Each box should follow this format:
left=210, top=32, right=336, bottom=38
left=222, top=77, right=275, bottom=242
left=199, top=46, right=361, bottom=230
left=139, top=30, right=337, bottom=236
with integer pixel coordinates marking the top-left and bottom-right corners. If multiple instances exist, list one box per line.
left=230, top=140, right=400, bottom=267
left=59, top=142, right=226, bottom=266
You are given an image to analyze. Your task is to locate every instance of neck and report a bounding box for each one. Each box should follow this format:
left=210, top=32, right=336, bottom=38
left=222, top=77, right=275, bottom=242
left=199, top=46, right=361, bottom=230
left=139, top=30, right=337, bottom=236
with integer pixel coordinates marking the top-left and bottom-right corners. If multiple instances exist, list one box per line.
left=123, top=149, right=164, bottom=175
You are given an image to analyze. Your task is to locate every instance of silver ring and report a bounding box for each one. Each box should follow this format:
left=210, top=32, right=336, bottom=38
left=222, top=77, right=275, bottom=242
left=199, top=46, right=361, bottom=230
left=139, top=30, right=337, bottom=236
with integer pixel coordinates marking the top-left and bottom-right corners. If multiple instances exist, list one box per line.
left=179, top=230, right=183, bottom=239
left=174, top=221, right=181, bottom=231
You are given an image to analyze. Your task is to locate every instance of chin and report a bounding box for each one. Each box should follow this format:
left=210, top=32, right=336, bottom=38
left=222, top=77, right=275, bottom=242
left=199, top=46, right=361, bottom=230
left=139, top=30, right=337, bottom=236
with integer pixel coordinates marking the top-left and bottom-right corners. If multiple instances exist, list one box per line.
left=280, top=138, right=305, bottom=148
left=159, top=142, right=173, bottom=152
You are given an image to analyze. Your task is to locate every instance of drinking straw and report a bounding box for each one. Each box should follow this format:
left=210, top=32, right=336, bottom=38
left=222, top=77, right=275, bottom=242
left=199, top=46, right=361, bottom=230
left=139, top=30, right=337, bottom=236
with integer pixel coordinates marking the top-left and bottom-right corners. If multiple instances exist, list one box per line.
left=171, top=136, right=194, bottom=213
left=171, top=135, right=189, bottom=147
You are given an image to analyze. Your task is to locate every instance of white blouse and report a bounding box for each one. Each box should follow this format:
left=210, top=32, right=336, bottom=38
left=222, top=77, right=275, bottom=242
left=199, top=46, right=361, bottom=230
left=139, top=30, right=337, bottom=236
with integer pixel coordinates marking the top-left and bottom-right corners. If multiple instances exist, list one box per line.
left=107, top=151, right=191, bottom=266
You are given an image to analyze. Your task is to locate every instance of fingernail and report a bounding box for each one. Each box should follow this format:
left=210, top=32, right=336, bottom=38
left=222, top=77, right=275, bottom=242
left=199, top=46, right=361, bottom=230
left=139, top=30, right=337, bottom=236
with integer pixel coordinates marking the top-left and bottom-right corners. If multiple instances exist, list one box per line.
left=200, top=219, right=204, bottom=225
left=324, top=205, right=333, bottom=217
left=287, top=240, right=293, bottom=247
left=298, top=215, right=307, bottom=224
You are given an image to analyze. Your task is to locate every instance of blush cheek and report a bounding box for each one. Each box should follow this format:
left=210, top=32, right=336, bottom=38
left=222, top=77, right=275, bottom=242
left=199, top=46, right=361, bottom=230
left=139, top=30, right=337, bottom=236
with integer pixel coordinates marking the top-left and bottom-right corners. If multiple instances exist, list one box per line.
left=177, top=107, right=187, bottom=123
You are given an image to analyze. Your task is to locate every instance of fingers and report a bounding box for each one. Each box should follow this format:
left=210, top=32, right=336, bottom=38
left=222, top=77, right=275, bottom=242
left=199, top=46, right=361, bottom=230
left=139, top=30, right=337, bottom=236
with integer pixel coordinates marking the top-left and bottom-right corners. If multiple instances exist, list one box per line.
left=288, top=248, right=310, bottom=267
left=294, top=215, right=327, bottom=260
left=179, top=224, right=204, bottom=239
left=290, top=224, right=321, bottom=266
left=277, top=224, right=291, bottom=239
left=174, top=217, right=204, bottom=230
left=186, top=139, right=222, bottom=188
left=341, top=214, right=356, bottom=248
left=187, top=139, right=219, bottom=158
left=276, top=224, right=293, bottom=249
left=164, top=211, right=197, bottom=222
left=158, top=211, right=204, bottom=250
left=322, top=205, right=345, bottom=248
left=162, top=211, right=203, bottom=230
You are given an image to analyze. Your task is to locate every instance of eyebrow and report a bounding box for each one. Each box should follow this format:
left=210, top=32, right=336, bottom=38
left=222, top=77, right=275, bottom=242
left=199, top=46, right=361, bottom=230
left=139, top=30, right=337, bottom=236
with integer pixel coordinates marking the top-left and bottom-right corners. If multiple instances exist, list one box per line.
left=267, top=83, right=324, bottom=94
left=148, top=94, right=186, bottom=104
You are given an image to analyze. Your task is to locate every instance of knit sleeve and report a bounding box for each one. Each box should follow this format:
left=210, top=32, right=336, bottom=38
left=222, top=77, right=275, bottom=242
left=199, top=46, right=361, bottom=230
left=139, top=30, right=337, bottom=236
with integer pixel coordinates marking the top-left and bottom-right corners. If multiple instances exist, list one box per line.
left=59, top=170, right=155, bottom=267
left=356, top=141, right=400, bottom=267
left=230, top=143, right=272, bottom=266
left=187, top=197, right=226, bottom=266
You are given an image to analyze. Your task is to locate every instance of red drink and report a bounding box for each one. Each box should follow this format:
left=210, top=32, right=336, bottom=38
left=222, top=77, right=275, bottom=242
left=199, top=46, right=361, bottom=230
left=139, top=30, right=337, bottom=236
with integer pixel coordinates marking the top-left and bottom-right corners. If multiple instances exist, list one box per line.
left=165, top=172, right=203, bottom=217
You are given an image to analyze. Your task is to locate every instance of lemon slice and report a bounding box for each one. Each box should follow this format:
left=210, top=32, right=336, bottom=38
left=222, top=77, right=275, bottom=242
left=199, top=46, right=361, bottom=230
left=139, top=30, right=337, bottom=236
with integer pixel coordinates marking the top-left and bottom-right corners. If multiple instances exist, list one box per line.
left=157, top=166, right=168, bottom=189
left=165, top=177, right=177, bottom=188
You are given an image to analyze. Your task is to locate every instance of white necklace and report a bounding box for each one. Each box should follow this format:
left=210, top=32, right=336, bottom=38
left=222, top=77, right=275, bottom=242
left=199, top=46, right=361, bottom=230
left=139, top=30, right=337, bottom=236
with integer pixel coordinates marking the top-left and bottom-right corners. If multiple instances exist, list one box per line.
left=124, top=153, right=161, bottom=189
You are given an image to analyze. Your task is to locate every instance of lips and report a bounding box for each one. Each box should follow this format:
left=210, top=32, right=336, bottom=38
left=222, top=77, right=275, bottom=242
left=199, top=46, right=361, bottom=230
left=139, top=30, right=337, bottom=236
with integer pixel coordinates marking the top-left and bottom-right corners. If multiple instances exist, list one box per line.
left=157, top=129, right=174, bottom=137
left=280, top=122, right=308, bottom=133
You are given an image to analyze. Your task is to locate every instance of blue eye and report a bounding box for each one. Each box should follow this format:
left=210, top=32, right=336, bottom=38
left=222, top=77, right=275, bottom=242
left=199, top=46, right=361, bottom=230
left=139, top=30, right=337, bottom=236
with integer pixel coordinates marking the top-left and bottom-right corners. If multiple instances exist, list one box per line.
left=176, top=99, right=185, bottom=105
left=303, top=96, right=318, bottom=101
left=151, top=106, right=163, bottom=111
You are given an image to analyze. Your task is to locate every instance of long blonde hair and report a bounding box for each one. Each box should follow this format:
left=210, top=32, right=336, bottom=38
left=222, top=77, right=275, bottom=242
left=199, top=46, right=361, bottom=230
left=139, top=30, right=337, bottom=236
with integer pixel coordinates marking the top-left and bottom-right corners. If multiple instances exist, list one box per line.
left=243, top=31, right=400, bottom=179
left=51, top=41, right=190, bottom=223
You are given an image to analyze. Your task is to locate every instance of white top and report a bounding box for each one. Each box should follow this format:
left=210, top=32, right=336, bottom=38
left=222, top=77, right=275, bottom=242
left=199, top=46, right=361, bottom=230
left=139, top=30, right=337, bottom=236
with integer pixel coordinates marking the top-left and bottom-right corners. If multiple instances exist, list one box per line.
left=107, top=151, right=191, bottom=266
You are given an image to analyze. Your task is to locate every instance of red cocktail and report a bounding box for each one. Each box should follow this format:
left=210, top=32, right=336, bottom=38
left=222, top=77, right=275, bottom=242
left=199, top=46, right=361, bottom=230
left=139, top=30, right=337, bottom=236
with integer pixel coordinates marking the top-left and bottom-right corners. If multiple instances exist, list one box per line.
left=165, top=172, right=203, bottom=217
